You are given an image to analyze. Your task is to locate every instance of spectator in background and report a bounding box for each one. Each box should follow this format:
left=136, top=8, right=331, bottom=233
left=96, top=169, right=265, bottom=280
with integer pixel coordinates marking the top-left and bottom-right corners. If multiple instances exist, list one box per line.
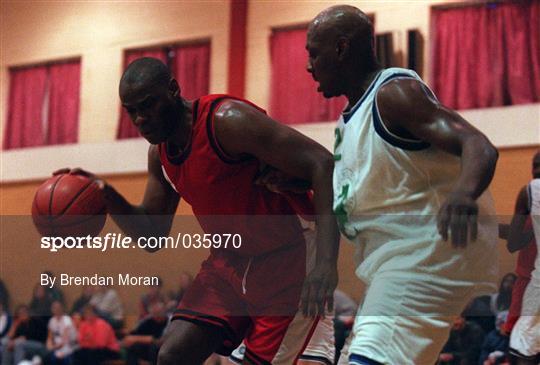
left=42, top=271, right=65, bottom=306
left=89, top=285, right=124, bottom=330
left=29, top=285, right=52, bottom=322
left=0, top=279, right=9, bottom=312
left=72, top=304, right=120, bottom=365
left=139, top=277, right=165, bottom=319
left=124, top=300, right=169, bottom=365
left=71, top=286, right=94, bottom=315
left=479, top=311, right=510, bottom=365
left=0, top=301, right=12, bottom=339
left=333, top=289, right=356, bottom=363
left=438, top=315, right=485, bottom=365
left=45, top=301, right=77, bottom=365
left=1, top=304, right=48, bottom=365
left=490, top=273, right=516, bottom=318
left=463, top=294, right=496, bottom=334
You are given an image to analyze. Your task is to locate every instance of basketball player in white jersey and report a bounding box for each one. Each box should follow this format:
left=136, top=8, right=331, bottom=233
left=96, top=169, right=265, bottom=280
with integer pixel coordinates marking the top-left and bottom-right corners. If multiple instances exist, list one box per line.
left=305, top=5, right=500, bottom=365
left=508, top=151, right=540, bottom=365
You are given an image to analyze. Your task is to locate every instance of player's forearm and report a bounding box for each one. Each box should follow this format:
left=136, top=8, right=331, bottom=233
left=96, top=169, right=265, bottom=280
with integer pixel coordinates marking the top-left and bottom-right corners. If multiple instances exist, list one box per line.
left=101, top=184, right=172, bottom=242
left=311, top=158, right=340, bottom=263
left=454, top=135, right=498, bottom=199
left=507, top=215, right=533, bottom=253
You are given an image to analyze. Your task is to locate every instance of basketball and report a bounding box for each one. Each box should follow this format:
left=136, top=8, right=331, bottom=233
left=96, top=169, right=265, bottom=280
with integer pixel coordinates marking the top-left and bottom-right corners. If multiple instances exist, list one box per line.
left=32, top=173, right=107, bottom=237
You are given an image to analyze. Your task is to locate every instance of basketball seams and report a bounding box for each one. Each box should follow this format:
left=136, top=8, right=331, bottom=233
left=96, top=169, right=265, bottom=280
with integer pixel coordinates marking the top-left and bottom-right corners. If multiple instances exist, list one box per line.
left=47, top=174, right=66, bottom=217
left=57, top=179, right=96, bottom=216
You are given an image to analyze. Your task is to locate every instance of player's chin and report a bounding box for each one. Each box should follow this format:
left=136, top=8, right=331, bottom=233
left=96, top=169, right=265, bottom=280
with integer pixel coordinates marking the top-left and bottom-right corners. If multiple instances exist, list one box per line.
left=143, top=134, right=164, bottom=145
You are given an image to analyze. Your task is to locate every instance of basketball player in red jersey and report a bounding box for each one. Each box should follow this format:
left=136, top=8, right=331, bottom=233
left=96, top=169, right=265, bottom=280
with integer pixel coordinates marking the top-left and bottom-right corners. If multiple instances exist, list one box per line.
left=59, top=57, right=339, bottom=365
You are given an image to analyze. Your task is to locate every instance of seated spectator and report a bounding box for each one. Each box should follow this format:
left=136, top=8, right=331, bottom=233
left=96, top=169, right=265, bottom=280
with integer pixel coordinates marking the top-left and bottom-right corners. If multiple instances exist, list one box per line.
left=463, top=295, right=496, bottom=334
left=438, top=315, right=485, bottom=365
left=0, top=279, right=9, bottom=312
left=490, top=273, right=516, bottom=318
left=166, top=272, right=193, bottom=314
left=70, top=286, right=94, bottom=315
left=479, top=311, right=510, bottom=365
left=1, top=304, right=48, bottom=365
left=89, top=285, right=124, bottom=330
left=333, top=289, right=357, bottom=364
left=29, top=285, right=52, bottom=323
left=0, top=301, right=12, bottom=339
left=139, top=277, right=165, bottom=319
left=124, top=300, right=168, bottom=365
left=42, top=271, right=65, bottom=306
left=72, top=304, right=120, bottom=365
left=45, top=301, right=77, bottom=365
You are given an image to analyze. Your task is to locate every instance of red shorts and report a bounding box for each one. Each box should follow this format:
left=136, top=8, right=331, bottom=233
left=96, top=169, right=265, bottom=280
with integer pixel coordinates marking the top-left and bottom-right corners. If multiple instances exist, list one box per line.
left=173, top=243, right=319, bottom=364
left=504, top=275, right=531, bottom=333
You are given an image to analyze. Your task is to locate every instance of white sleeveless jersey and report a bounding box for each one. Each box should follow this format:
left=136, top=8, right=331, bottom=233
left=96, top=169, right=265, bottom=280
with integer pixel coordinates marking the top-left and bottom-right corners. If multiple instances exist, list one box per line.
left=333, top=67, right=498, bottom=286
left=528, top=178, right=540, bottom=276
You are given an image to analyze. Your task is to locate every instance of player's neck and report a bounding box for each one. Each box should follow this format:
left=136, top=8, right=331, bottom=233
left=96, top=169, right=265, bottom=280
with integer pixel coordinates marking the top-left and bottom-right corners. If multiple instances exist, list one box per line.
left=168, top=99, right=193, bottom=152
left=345, top=67, right=382, bottom=108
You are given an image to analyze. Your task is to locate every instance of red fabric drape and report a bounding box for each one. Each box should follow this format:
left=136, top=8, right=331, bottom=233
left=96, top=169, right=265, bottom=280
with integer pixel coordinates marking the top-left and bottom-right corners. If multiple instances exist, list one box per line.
left=117, top=49, right=168, bottom=139
left=3, top=67, right=48, bottom=150
left=269, top=28, right=346, bottom=125
left=171, top=43, right=210, bottom=100
left=47, top=61, right=81, bottom=145
left=431, top=1, right=540, bottom=110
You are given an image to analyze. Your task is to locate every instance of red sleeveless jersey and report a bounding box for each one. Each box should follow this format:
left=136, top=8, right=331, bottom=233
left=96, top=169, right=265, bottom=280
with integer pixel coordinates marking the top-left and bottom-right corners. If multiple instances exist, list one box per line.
left=515, top=217, right=537, bottom=278
left=159, top=94, right=314, bottom=256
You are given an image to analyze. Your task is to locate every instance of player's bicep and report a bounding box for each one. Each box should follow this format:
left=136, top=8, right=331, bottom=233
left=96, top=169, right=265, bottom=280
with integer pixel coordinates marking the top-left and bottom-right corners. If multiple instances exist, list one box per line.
left=141, top=146, right=180, bottom=215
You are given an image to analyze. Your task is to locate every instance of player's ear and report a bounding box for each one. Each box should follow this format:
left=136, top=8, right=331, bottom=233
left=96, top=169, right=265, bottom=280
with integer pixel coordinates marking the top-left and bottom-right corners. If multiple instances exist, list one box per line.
left=336, top=37, right=350, bottom=61
left=169, top=78, right=180, bottom=97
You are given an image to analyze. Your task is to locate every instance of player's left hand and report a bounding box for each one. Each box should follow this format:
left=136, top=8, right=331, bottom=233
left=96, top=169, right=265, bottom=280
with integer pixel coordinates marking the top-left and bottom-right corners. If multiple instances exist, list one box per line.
left=300, top=261, right=338, bottom=318
left=437, top=191, right=478, bottom=248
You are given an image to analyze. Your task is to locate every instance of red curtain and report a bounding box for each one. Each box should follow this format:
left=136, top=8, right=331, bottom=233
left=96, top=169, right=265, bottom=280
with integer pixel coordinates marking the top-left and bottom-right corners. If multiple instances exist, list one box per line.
left=431, top=0, right=540, bottom=110
left=269, top=28, right=346, bottom=125
left=116, top=45, right=210, bottom=139
left=47, top=61, right=81, bottom=145
left=171, top=43, right=210, bottom=100
left=3, top=66, right=48, bottom=149
left=117, top=49, right=168, bottom=139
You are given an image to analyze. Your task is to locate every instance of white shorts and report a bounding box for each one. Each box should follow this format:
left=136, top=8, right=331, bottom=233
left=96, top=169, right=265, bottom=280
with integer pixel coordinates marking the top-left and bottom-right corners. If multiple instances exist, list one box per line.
left=509, top=274, right=540, bottom=359
left=337, top=273, right=480, bottom=365
left=229, top=314, right=335, bottom=365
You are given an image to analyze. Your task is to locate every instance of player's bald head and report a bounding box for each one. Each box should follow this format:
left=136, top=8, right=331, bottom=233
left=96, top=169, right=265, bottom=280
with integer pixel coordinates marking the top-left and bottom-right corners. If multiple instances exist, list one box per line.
left=119, top=57, right=171, bottom=97
left=308, top=5, right=375, bottom=64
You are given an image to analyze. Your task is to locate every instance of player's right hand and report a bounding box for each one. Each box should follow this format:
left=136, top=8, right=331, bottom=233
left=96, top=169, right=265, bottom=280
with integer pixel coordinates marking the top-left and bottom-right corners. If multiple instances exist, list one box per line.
left=437, top=191, right=478, bottom=248
left=52, top=168, right=105, bottom=189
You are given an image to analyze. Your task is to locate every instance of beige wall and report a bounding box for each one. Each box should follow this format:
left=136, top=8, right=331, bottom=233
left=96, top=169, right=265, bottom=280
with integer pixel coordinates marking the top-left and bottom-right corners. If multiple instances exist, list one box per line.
left=0, top=1, right=231, bottom=147
left=245, top=0, right=456, bottom=108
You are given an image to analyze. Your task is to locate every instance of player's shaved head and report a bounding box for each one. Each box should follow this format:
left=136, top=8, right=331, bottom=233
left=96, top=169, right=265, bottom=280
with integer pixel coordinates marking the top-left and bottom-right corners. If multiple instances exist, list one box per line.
left=308, top=5, right=376, bottom=68
left=120, top=57, right=171, bottom=96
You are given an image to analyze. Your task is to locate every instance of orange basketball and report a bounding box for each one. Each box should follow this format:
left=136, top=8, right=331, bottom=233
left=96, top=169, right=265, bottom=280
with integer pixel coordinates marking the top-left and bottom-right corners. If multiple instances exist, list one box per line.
left=32, top=173, right=107, bottom=237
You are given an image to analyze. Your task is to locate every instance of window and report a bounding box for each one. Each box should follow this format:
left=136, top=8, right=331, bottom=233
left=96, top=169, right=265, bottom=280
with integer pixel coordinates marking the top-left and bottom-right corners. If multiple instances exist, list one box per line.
left=269, top=27, right=346, bottom=125
left=4, top=60, right=81, bottom=150
left=430, top=1, right=540, bottom=110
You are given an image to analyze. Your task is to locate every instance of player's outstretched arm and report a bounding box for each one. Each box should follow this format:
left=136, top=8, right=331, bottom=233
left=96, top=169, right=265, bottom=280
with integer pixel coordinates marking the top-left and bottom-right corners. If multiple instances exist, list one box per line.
left=55, top=146, right=180, bottom=251
left=214, top=100, right=340, bottom=317
left=377, top=79, right=498, bottom=248
left=507, top=186, right=534, bottom=253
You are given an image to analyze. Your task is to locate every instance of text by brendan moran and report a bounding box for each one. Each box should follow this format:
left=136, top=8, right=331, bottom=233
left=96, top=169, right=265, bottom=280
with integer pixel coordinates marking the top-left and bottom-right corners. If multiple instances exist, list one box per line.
left=41, top=273, right=159, bottom=288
